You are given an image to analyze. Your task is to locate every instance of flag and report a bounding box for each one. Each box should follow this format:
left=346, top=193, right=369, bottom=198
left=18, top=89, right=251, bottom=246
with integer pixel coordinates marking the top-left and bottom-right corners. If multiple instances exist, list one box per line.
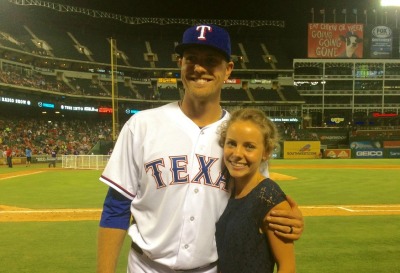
left=320, top=9, right=325, bottom=23
left=333, top=9, right=336, bottom=23
left=311, top=8, right=315, bottom=23
left=353, top=9, right=358, bottom=23
left=364, top=9, right=368, bottom=25
left=342, top=8, right=347, bottom=23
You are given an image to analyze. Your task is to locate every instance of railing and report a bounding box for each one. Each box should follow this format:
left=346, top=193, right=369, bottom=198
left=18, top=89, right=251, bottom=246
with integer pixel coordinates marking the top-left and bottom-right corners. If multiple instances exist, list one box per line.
left=62, top=155, right=110, bottom=170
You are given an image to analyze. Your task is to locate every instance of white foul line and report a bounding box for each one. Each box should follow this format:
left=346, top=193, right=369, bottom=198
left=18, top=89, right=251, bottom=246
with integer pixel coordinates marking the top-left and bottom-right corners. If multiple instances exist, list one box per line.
left=301, top=205, right=400, bottom=213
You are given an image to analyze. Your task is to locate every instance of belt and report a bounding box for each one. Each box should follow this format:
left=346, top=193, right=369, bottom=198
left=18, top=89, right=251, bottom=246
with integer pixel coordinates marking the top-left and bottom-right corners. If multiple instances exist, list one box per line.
left=131, top=241, right=144, bottom=255
left=131, top=242, right=218, bottom=272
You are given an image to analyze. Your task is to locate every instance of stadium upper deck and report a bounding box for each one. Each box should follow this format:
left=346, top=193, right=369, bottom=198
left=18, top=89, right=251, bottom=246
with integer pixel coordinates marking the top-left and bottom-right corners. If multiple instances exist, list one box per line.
left=1, top=0, right=399, bottom=128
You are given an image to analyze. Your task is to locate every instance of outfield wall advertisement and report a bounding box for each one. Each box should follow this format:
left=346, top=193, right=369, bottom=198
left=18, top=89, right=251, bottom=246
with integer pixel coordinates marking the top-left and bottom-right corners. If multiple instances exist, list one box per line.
left=352, top=149, right=384, bottom=159
left=283, top=141, right=321, bottom=159
left=324, top=149, right=351, bottom=159
left=385, top=148, right=400, bottom=158
left=383, top=141, right=400, bottom=148
left=305, top=129, right=349, bottom=147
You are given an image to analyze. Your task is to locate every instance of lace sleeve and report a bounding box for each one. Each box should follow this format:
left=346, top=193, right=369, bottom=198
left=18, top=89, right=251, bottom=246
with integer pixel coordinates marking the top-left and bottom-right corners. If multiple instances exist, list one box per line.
left=256, top=178, right=286, bottom=222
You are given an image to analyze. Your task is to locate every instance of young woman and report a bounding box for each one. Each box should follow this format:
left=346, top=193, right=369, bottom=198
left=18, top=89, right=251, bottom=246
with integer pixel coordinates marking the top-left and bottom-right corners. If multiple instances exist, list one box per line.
left=216, top=108, right=296, bottom=273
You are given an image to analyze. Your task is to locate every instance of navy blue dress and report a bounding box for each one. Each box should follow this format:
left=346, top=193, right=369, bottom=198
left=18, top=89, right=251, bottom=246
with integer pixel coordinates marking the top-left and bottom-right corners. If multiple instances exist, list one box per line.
left=216, top=178, right=286, bottom=273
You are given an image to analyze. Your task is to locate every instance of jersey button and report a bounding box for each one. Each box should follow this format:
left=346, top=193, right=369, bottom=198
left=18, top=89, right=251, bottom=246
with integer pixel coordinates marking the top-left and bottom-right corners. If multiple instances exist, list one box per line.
left=190, top=216, right=195, bottom=221
left=184, top=244, right=189, bottom=249
left=194, top=188, right=199, bottom=193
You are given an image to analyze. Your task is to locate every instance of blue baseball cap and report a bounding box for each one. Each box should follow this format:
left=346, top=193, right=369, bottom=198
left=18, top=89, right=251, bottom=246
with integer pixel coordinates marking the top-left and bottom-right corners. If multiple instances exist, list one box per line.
left=175, top=24, right=231, bottom=61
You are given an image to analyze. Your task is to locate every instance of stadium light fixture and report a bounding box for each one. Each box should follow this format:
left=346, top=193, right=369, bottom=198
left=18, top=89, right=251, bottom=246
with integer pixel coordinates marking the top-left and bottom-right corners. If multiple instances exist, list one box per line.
left=381, top=0, right=400, bottom=6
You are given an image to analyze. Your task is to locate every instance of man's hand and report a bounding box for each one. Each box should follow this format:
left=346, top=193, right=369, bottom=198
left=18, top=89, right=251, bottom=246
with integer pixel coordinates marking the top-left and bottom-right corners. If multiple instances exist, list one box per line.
left=267, top=195, right=304, bottom=240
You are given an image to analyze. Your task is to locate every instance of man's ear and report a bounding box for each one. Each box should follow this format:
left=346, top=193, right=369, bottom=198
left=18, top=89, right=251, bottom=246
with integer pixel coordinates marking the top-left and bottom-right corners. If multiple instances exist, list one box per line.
left=224, top=61, right=234, bottom=80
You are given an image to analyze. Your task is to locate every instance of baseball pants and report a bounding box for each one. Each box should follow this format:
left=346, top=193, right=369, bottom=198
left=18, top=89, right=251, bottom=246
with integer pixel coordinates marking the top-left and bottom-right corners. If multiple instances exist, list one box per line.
left=128, top=247, right=217, bottom=273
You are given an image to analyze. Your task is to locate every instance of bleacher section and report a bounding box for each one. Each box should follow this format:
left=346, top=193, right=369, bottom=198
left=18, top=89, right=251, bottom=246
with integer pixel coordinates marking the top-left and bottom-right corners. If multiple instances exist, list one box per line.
left=262, top=39, right=292, bottom=69
left=67, top=78, right=104, bottom=96
left=0, top=6, right=294, bottom=71
left=117, top=82, right=134, bottom=98
left=148, top=39, right=178, bottom=68
left=134, top=82, right=154, bottom=100
left=0, top=2, right=313, bottom=124
left=250, top=87, right=281, bottom=102
left=250, top=87, right=269, bottom=101
left=221, top=88, right=250, bottom=102
left=279, top=86, right=304, bottom=102
left=158, top=87, right=181, bottom=101
left=239, top=41, right=269, bottom=69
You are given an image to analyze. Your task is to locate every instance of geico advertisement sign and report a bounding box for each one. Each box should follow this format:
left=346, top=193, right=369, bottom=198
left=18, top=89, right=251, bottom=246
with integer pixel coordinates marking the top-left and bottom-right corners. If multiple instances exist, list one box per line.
left=355, top=150, right=383, bottom=158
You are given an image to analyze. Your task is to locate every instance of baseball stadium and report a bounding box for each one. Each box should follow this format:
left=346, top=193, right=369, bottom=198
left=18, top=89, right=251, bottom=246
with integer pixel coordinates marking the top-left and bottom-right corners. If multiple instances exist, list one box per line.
left=1, top=0, right=400, bottom=272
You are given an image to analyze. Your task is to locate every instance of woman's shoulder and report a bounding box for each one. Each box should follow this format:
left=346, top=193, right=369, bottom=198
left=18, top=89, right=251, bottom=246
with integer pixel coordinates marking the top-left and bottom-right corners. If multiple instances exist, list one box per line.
left=255, top=178, right=286, bottom=207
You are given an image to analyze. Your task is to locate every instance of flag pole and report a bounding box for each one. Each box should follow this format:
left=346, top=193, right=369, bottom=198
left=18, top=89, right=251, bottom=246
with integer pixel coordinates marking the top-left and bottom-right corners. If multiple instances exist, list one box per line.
left=311, top=8, right=314, bottom=23
left=342, top=9, right=347, bottom=24
left=353, top=9, right=358, bottom=24
left=320, top=9, right=325, bottom=23
left=364, top=10, right=368, bottom=25
left=333, top=9, right=336, bottom=23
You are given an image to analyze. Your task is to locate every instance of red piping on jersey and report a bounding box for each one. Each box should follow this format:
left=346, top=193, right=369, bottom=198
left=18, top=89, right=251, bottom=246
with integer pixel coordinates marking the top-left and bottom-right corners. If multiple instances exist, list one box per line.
left=100, top=175, right=136, bottom=198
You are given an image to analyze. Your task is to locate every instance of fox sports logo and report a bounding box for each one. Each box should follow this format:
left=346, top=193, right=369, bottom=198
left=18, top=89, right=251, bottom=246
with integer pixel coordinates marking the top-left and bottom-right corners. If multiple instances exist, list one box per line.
left=372, top=26, right=392, bottom=38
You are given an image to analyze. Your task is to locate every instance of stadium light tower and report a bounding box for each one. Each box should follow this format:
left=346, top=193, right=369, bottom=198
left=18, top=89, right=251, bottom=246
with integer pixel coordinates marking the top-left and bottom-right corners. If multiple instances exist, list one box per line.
left=381, top=0, right=400, bottom=6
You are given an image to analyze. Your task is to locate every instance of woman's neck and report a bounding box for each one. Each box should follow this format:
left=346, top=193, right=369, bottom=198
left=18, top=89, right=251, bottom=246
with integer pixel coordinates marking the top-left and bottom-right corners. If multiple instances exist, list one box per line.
left=233, top=173, right=265, bottom=199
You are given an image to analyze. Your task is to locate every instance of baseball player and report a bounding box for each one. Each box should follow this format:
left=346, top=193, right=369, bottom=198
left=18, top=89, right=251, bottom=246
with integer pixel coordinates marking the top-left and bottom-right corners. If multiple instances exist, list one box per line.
left=97, top=24, right=304, bottom=273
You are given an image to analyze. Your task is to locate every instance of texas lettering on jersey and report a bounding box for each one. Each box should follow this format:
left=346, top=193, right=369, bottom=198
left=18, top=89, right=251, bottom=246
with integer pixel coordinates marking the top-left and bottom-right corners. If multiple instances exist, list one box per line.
left=144, top=154, right=229, bottom=191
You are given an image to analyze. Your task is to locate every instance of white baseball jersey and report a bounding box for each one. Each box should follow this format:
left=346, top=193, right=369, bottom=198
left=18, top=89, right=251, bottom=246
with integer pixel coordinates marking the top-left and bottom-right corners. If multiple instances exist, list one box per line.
left=100, top=102, right=231, bottom=270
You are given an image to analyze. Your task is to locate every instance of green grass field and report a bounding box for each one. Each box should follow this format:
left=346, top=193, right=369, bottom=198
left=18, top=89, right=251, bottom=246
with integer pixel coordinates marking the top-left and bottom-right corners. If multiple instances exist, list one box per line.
left=1, top=159, right=399, bottom=273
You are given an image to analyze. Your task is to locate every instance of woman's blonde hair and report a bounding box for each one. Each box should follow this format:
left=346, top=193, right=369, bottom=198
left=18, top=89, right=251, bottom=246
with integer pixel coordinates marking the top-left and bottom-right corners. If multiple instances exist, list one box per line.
left=218, top=108, right=280, bottom=160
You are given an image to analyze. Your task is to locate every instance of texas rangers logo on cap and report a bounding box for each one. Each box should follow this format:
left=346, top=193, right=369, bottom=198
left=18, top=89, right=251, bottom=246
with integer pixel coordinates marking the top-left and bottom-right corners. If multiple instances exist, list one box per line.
left=196, top=25, right=212, bottom=40
left=175, top=24, right=231, bottom=61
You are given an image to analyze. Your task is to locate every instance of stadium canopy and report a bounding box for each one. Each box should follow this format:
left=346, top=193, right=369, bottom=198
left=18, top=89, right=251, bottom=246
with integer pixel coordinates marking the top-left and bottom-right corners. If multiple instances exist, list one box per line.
left=8, top=0, right=285, bottom=28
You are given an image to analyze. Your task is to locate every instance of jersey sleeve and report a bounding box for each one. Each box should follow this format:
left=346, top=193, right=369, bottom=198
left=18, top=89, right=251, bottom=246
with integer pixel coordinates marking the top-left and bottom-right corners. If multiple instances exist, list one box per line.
left=100, top=119, right=140, bottom=200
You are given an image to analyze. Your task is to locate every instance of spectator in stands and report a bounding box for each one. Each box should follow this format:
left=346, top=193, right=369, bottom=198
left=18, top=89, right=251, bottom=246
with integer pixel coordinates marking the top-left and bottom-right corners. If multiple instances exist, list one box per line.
left=0, top=116, right=113, bottom=162
left=96, top=24, right=303, bottom=273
